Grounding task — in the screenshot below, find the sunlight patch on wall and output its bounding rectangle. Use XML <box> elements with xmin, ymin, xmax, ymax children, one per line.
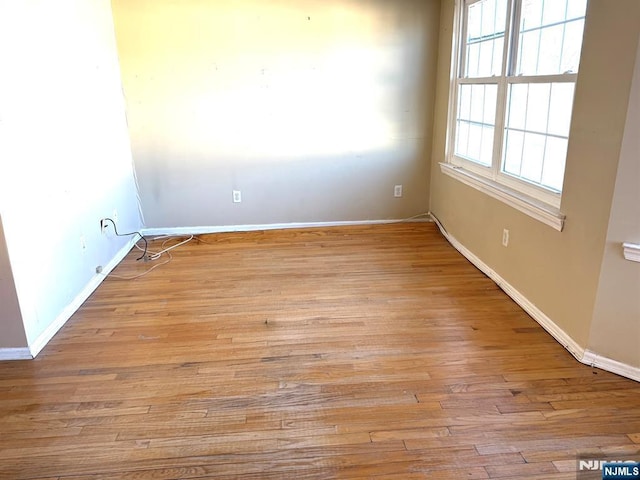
<box><xmin>114</xmin><ymin>0</ymin><xmax>427</xmax><ymax>163</ymax></box>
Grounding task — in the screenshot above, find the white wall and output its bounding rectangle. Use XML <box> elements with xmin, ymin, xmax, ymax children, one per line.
<box><xmin>0</xmin><ymin>0</ymin><xmax>142</xmax><ymax>350</ymax></box>
<box><xmin>589</xmin><ymin>34</ymin><xmax>640</xmax><ymax>369</ymax></box>
<box><xmin>111</xmin><ymin>0</ymin><xmax>440</xmax><ymax>229</ymax></box>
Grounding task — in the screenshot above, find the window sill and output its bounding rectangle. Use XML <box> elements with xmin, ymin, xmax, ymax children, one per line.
<box><xmin>623</xmin><ymin>243</ymin><xmax>640</xmax><ymax>263</ymax></box>
<box><xmin>439</xmin><ymin>163</ymin><xmax>566</xmax><ymax>232</ymax></box>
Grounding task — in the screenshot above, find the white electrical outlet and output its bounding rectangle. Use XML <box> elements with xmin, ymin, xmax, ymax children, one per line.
<box><xmin>80</xmin><ymin>235</ymin><xmax>87</xmax><ymax>252</ymax></box>
<box><xmin>233</xmin><ymin>190</ymin><xmax>242</xmax><ymax>203</ymax></box>
<box><xmin>394</xmin><ymin>185</ymin><xmax>403</xmax><ymax>198</ymax></box>
<box><xmin>502</xmin><ymin>229</ymin><xmax>509</xmax><ymax>247</ymax></box>
<box><xmin>112</xmin><ymin>209</ymin><xmax>118</xmax><ymax>223</ymax></box>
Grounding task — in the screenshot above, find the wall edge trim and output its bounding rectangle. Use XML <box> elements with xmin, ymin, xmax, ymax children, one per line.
<box><xmin>27</xmin><ymin>237</ymin><xmax>137</xmax><ymax>358</ymax></box>
<box><xmin>0</xmin><ymin>347</ymin><xmax>33</xmax><ymax>361</ymax></box>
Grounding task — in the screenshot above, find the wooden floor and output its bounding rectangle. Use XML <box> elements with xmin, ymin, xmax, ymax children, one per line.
<box><xmin>1</xmin><ymin>222</ymin><xmax>639</xmax><ymax>479</ymax></box>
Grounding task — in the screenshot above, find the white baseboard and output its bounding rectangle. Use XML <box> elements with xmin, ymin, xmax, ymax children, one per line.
<box><xmin>430</xmin><ymin>212</ymin><xmax>640</xmax><ymax>382</ymax></box>
<box><xmin>141</xmin><ymin>217</ymin><xmax>432</xmax><ymax>237</ymax></box>
<box><xmin>429</xmin><ymin>213</ymin><xmax>586</xmax><ymax>362</ymax></box>
<box><xmin>582</xmin><ymin>350</ymin><xmax>640</xmax><ymax>382</ymax></box>
<box><xmin>27</xmin><ymin>237</ymin><xmax>137</xmax><ymax>358</ymax></box>
<box><xmin>0</xmin><ymin>347</ymin><xmax>32</xmax><ymax>361</ymax></box>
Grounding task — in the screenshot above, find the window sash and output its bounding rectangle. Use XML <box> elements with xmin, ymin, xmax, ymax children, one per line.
<box><xmin>459</xmin><ymin>0</ymin><xmax>510</xmax><ymax>79</ymax></box>
<box><xmin>449</xmin><ymin>0</ymin><xmax>581</xmax><ymax>208</ymax></box>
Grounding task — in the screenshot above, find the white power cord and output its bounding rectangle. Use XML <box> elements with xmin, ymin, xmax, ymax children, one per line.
<box><xmin>107</xmin><ymin>217</ymin><xmax>429</xmax><ymax>280</ymax></box>
<box><xmin>107</xmin><ymin>235</ymin><xmax>193</xmax><ymax>280</ymax></box>
<box><xmin>107</xmin><ymin>253</ymin><xmax>173</xmax><ymax>280</ymax></box>
<box><xmin>134</xmin><ymin>235</ymin><xmax>194</xmax><ymax>260</ymax></box>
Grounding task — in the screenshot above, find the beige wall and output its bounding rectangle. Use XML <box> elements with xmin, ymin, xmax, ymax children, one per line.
<box><xmin>0</xmin><ymin>216</ymin><xmax>27</xmax><ymax>349</ymax></box>
<box><xmin>111</xmin><ymin>0</ymin><xmax>440</xmax><ymax>228</ymax></box>
<box><xmin>430</xmin><ymin>0</ymin><xmax>640</xmax><ymax>353</ymax></box>
<box><xmin>589</xmin><ymin>35</ymin><xmax>640</xmax><ymax>369</ymax></box>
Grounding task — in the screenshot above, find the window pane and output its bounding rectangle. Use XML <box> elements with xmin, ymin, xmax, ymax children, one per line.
<box><xmin>478</xmin><ymin>41</ymin><xmax>494</xmax><ymax>77</ymax></box>
<box><xmin>518</xmin><ymin>30</ymin><xmax>539</xmax><ymax>75</ymax></box>
<box><xmin>538</xmin><ymin>24</ymin><xmax>564</xmax><ymax>74</ymax></box>
<box><xmin>547</xmin><ymin>83</ymin><xmax>575</xmax><ymax>136</ymax></box>
<box><xmin>492</xmin><ymin>37</ymin><xmax>504</xmax><ymax>75</ymax></box>
<box><xmin>455</xmin><ymin>83</ymin><xmax>497</xmax><ymax>166</ymax></box>
<box><xmin>481</xmin><ymin>126</ymin><xmax>494</xmax><ymax>165</ymax></box>
<box><xmin>503</xmin><ymin>130</ymin><xmax>524</xmax><ymax>175</ymax></box>
<box><xmin>456</xmin><ymin>121</ymin><xmax>470</xmax><ymax>157</ymax></box>
<box><xmin>462</xmin><ymin>84</ymin><xmax>497</xmax><ymax>126</ymax></box>
<box><xmin>470</xmin><ymin>85</ymin><xmax>484</xmax><ymax>120</ymax></box>
<box><xmin>542</xmin><ymin>0</ymin><xmax>567</xmax><ymax>26</ymax></box>
<box><xmin>495</xmin><ymin>0</ymin><xmax>508</xmax><ymax>33</ymax></box>
<box><xmin>502</xmin><ymin>82</ymin><xmax>571</xmax><ymax>191</ymax></box>
<box><xmin>561</xmin><ymin>19</ymin><xmax>585</xmax><ymax>73</ymax></box>
<box><xmin>541</xmin><ymin>137</ymin><xmax>568</xmax><ymax>191</ymax></box>
<box><xmin>463</xmin><ymin>0</ymin><xmax>505</xmax><ymax>78</ymax></box>
<box><xmin>521</xmin><ymin>0</ymin><xmax>543</xmax><ymax>31</ymax></box>
<box><xmin>521</xmin><ymin>132</ymin><xmax>545</xmax><ymax>183</ymax></box>
<box><xmin>468</xmin><ymin>124</ymin><xmax>483</xmax><ymax>162</ymax></box>
<box><xmin>481</xmin><ymin>0</ymin><xmax>496</xmax><ymax>37</ymax></box>
<box><xmin>525</xmin><ymin>83</ymin><xmax>550</xmax><ymax>133</ymax></box>
<box><xmin>506</xmin><ymin>84</ymin><xmax>527</xmax><ymax>130</ymax></box>
<box><xmin>459</xmin><ymin>85</ymin><xmax>471</xmax><ymax>120</ymax></box>
<box><xmin>468</xmin><ymin>1</ymin><xmax>482</xmax><ymax>40</ymax></box>
<box><xmin>517</xmin><ymin>0</ymin><xmax>586</xmax><ymax>76</ymax></box>
<box><xmin>566</xmin><ymin>0</ymin><xmax>587</xmax><ymax>20</ymax></box>
<box><xmin>459</xmin><ymin>84</ymin><xmax>494</xmax><ymax>125</ymax></box>
<box><xmin>466</xmin><ymin>43</ymin><xmax>480</xmax><ymax>77</ymax></box>
<box><xmin>483</xmin><ymin>85</ymin><xmax>497</xmax><ymax>124</ymax></box>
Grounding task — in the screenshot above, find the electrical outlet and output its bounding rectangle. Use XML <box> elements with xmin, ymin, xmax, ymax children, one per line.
<box><xmin>394</xmin><ymin>185</ymin><xmax>403</xmax><ymax>198</ymax></box>
<box><xmin>502</xmin><ymin>228</ymin><xmax>509</xmax><ymax>247</ymax></box>
<box><xmin>100</xmin><ymin>219</ymin><xmax>108</xmax><ymax>234</ymax></box>
<box><xmin>112</xmin><ymin>209</ymin><xmax>118</xmax><ymax>223</ymax></box>
<box><xmin>233</xmin><ymin>190</ymin><xmax>242</xmax><ymax>203</ymax></box>
<box><xmin>80</xmin><ymin>235</ymin><xmax>87</xmax><ymax>252</ymax></box>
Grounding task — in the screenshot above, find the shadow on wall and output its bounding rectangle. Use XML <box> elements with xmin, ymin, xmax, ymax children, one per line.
<box><xmin>112</xmin><ymin>0</ymin><xmax>440</xmax><ymax>227</ymax></box>
<box><xmin>134</xmin><ymin>145</ymin><xmax>424</xmax><ymax>228</ymax></box>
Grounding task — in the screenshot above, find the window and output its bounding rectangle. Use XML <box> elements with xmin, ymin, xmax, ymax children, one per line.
<box><xmin>443</xmin><ymin>0</ymin><xmax>587</xmax><ymax>227</ymax></box>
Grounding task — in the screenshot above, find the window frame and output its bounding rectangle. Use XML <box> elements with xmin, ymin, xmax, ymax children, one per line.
<box><xmin>444</xmin><ymin>0</ymin><xmax>584</xmax><ymax>223</ymax></box>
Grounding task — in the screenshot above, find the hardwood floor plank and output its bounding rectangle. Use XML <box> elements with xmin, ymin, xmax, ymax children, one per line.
<box><xmin>369</xmin><ymin>426</ymin><xmax>451</xmax><ymax>442</ymax></box>
<box><xmin>0</xmin><ymin>223</ymin><xmax>638</xmax><ymax>479</ymax></box>
<box><xmin>485</xmin><ymin>461</ymin><xmax>559</xmax><ymax>478</ymax></box>
<box><xmin>475</xmin><ymin>434</ymin><xmax>635</xmax><ymax>455</ymax></box>
<box><xmin>488</xmin><ymin>473</ymin><xmax>577</xmax><ymax>480</ymax></box>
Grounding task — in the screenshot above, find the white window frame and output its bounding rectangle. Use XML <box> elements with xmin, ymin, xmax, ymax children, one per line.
<box><xmin>441</xmin><ymin>0</ymin><xmax>585</xmax><ymax>231</ymax></box>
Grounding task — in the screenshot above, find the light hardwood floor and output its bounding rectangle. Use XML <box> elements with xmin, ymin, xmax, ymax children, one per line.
<box><xmin>1</xmin><ymin>222</ymin><xmax>639</xmax><ymax>479</ymax></box>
